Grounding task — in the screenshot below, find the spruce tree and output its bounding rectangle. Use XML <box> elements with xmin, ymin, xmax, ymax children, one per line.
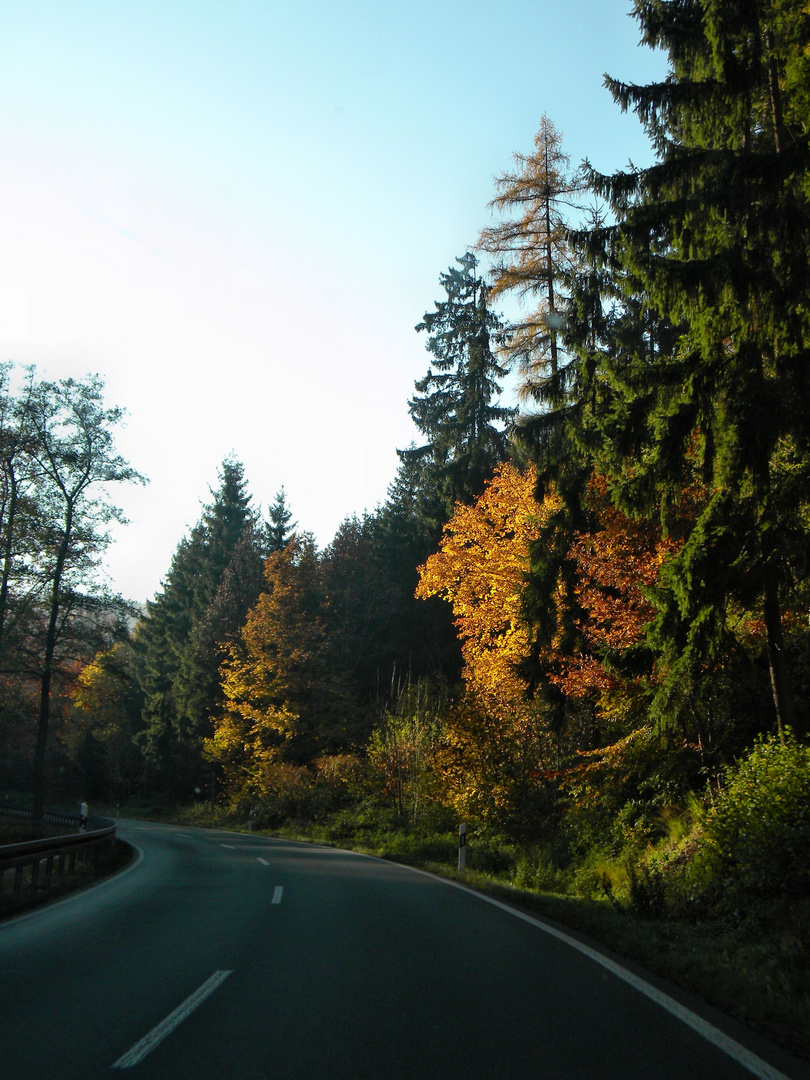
<box><xmin>399</xmin><ymin>252</ymin><xmax>514</xmax><ymax>529</ymax></box>
<box><xmin>267</xmin><ymin>486</ymin><xmax>296</xmax><ymax>552</ymax></box>
<box><xmin>585</xmin><ymin>0</ymin><xmax>810</xmax><ymax>733</ymax></box>
<box><xmin>136</xmin><ymin>456</ymin><xmax>256</xmax><ymax>792</ymax></box>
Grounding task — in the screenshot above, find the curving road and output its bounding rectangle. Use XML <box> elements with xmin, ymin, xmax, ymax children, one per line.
<box><xmin>0</xmin><ymin>820</ymin><xmax>806</xmax><ymax>1080</ymax></box>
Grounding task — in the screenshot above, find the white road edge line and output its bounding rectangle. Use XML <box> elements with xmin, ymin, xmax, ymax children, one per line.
<box><xmin>257</xmin><ymin>857</ymin><xmax>270</xmax><ymax>866</ymax></box>
<box><xmin>111</xmin><ymin>970</ymin><xmax>232</xmax><ymax>1069</ymax></box>
<box><xmin>272</xmin><ymin>885</ymin><xmax>283</xmax><ymax>905</ymax></box>
<box><xmin>387</xmin><ymin>859</ymin><xmax>793</xmax><ymax>1080</ymax></box>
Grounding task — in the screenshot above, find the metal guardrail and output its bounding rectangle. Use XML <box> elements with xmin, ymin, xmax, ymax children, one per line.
<box><xmin>0</xmin><ymin>805</ymin><xmax>84</xmax><ymax>831</ymax></box>
<box><xmin>0</xmin><ymin>809</ymin><xmax>117</xmax><ymax>901</ymax></box>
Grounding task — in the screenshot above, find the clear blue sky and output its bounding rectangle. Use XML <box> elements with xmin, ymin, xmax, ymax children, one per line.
<box><xmin>0</xmin><ymin>1</ymin><xmax>666</xmax><ymax>602</ymax></box>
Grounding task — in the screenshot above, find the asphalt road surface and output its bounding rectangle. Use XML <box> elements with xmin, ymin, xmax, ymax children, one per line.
<box><xmin>0</xmin><ymin>820</ymin><xmax>807</xmax><ymax>1080</ymax></box>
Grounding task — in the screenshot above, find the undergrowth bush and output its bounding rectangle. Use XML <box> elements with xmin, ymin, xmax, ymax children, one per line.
<box><xmin>513</xmin><ymin>852</ymin><xmax>571</xmax><ymax>894</ymax></box>
<box><xmin>699</xmin><ymin>730</ymin><xmax>810</xmax><ymax>903</ymax></box>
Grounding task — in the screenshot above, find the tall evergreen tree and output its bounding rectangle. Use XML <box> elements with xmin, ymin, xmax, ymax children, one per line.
<box><xmin>399</xmin><ymin>252</ymin><xmax>513</xmax><ymax>529</ymax></box>
<box><xmin>136</xmin><ymin>456</ymin><xmax>255</xmax><ymax>792</ymax></box>
<box><xmin>267</xmin><ymin>486</ymin><xmax>296</xmax><ymax>552</ymax></box>
<box><xmin>585</xmin><ymin>0</ymin><xmax>810</xmax><ymax>733</ymax></box>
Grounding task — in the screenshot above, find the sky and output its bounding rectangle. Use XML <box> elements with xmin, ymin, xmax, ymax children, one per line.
<box><xmin>0</xmin><ymin>1</ymin><xmax>667</xmax><ymax>604</ymax></box>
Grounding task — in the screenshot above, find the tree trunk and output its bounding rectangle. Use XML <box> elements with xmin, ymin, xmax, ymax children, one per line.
<box><xmin>763</xmin><ymin>566</ymin><xmax>794</xmax><ymax>738</ymax></box>
<box><xmin>763</xmin><ymin>24</ymin><xmax>785</xmax><ymax>155</ymax></box>
<box><xmin>32</xmin><ymin>664</ymin><xmax>52</xmax><ymax>829</ymax></box>
<box><xmin>544</xmin><ymin>137</ymin><xmax>558</xmax><ymax>380</ymax></box>
<box><xmin>0</xmin><ymin>458</ymin><xmax>19</xmax><ymax>652</ymax></box>
<box><xmin>32</xmin><ymin>512</ymin><xmax>72</xmax><ymax>828</ymax></box>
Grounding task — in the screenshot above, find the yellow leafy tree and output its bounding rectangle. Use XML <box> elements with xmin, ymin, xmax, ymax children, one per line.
<box><xmin>65</xmin><ymin>643</ymin><xmax>144</xmax><ymax>802</ymax></box>
<box><xmin>416</xmin><ymin>463</ymin><xmax>564</xmax><ymax>826</ymax></box>
<box><xmin>417</xmin><ymin>462</ymin><xmax>558</xmax><ymax>702</ymax></box>
<box><xmin>205</xmin><ymin>535</ymin><xmax>346</xmax><ymax>806</ymax></box>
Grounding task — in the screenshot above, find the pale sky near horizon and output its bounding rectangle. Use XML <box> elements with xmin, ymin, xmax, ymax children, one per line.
<box><xmin>0</xmin><ymin>1</ymin><xmax>667</xmax><ymax>604</ymax></box>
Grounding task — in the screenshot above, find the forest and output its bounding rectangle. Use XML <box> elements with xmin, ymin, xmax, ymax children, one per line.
<box><xmin>3</xmin><ymin>0</ymin><xmax>810</xmax><ymax>1032</ymax></box>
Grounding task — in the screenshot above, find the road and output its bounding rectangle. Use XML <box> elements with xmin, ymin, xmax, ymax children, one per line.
<box><xmin>0</xmin><ymin>820</ymin><xmax>806</xmax><ymax>1080</ymax></box>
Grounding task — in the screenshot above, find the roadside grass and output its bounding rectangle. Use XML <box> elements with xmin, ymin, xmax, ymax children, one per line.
<box><xmin>123</xmin><ymin>799</ymin><xmax>810</xmax><ymax>1060</ymax></box>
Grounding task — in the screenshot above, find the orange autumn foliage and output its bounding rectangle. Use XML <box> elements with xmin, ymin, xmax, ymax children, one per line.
<box><xmin>553</xmin><ymin>475</ymin><xmax>680</xmax><ymax>721</ymax></box>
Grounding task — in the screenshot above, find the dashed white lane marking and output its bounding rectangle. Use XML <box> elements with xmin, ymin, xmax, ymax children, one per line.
<box><xmin>220</xmin><ymin>844</ymin><xmax>235</xmax><ymax>849</ymax></box>
<box><xmin>257</xmin><ymin>857</ymin><xmax>270</xmax><ymax>866</ymax></box>
<box><xmin>112</xmin><ymin>970</ymin><xmax>232</xmax><ymax>1069</ymax></box>
<box><xmin>272</xmin><ymin>886</ymin><xmax>283</xmax><ymax>905</ymax></box>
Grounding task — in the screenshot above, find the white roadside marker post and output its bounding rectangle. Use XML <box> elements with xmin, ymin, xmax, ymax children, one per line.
<box><xmin>458</xmin><ymin>822</ymin><xmax>466</xmax><ymax>872</ymax></box>
<box><xmin>79</xmin><ymin>801</ymin><xmax>88</xmax><ymax>832</ymax></box>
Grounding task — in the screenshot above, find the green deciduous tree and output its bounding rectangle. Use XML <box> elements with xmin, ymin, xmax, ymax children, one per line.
<box><xmin>15</xmin><ymin>372</ymin><xmax>144</xmax><ymax>820</ymax></box>
<box><xmin>0</xmin><ymin>365</ymin><xmax>41</xmax><ymax>663</ymax></box>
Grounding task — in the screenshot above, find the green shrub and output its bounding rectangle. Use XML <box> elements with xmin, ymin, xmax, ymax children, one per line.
<box><xmin>701</xmin><ymin>731</ymin><xmax>810</xmax><ymax>901</ymax></box>
<box><xmin>512</xmin><ymin>853</ymin><xmax>571</xmax><ymax>894</ymax></box>
<box><xmin>625</xmin><ymin>861</ymin><xmax>667</xmax><ymax>918</ymax></box>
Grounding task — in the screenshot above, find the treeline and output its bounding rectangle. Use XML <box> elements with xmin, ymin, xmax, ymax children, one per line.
<box><xmin>9</xmin><ymin>3</ymin><xmax>810</xmax><ymax>924</ymax></box>
<box><xmin>44</xmin><ymin>248</ymin><xmax>510</xmax><ymax>809</ymax></box>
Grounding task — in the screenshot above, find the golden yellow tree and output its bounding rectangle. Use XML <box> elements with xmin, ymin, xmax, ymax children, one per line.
<box><xmin>417</xmin><ymin>462</ymin><xmax>555</xmax><ymax>699</ymax></box>
<box><xmin>205</xmin><ymin>535</ymin><xmax>349</xmax><ymax>805</ymax></box>
<box><xmin>416</xmin><ymin>463</ymin><xmax>563</xmax><ymax>826</ymax></box>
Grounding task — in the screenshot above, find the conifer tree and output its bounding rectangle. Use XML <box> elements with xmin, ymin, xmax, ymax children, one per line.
<box><xmin>478</xmin><ymin>114</ymin><xmax>583</xmax><ymax>404</ymax></box>
<box><xmin>586</xmin><ymin>0</ymin><xmax>810</xmax><ymax>733</ymax></box>
<box><xmin>267</xmin><ymin>486</ymin><xmax>295</xmax><ymax>552</ymax></box>
<box><xmin>399</xmin><ymin>252</ymin><xmax>513</xmax><ymax>528</ymax></box>
<box><xmin>136</xmin><ymin>457</ymin><xmax>255</xmax><ymax>791</ymax></box>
